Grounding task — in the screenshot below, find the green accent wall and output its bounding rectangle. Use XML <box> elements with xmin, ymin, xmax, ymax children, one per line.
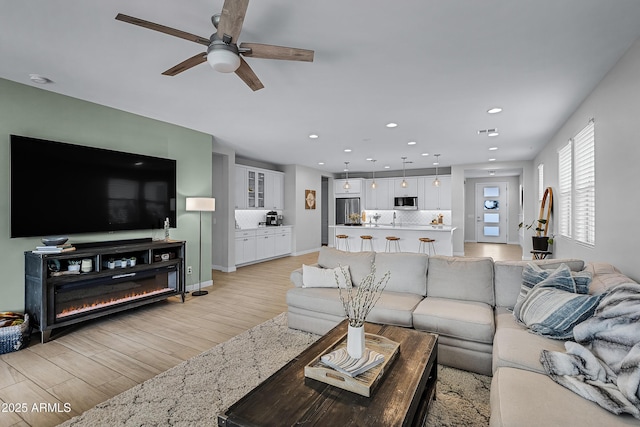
<box><xmin>0</xmin><ymin>78</ymin><xmax>213</xmax><ymax>311</ymax></box>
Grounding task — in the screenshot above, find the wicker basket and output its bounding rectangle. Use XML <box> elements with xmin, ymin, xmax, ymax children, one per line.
<box><xmin>0</xmin><ymin>313</ymin><xmax>31</xmax><ymax>354</ymax></box>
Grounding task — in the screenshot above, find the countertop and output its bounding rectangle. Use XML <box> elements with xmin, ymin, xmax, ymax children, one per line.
<box><xmin>330</xmin><ymin>224</ymin><xmax>455</xmax><ymax>232</ymax></box>
<box><xmin>236</xmin><ymin>225</ymin><xmax>293</xmax><ymax>231</ymax></box>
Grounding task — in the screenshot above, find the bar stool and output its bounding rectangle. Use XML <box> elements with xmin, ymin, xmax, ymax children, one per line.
<box><xmin>385</xmin><ymin>236</ymin><xmax>401</xmax><ymax>252</ymax></box>
<box><xmin>360</xmin><ymin>235</ymin><xmax>374</xmax><ymax>252</ymax></box>
<box><xmin>335</xmin><ymin>234</ymin><xmax>350</xmax><ymax>251</ymax></box>
<box><xmin>418</xmin><ymin>237</ymin><xmax>436</xmax><ymax>255</ymax></box>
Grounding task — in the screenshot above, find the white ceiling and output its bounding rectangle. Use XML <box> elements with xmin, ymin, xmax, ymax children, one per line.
<box><xmin>2</xmin><ymin>1</ymin><xmax>640</xmax><ymax>175</ymax></box>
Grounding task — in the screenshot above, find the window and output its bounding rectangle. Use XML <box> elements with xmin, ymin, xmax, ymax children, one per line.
<box><xmin>558</xmin><ymin>120</ymin><xmax>595</xmax><ymax>244</ymax></box>
<box><xmin>537</xmin><ymin>164</ymin><xmax>544</xmax><ymax>201</ymax></box>
<box><xmin>558</xmin><ymin>143</ymin><xmax>572</xmax><ymax>237</ymax></box>
<box><xmin>574</xmin><ymin>121</ymin><xmax>595</xmax><ymax>245</ymax></box>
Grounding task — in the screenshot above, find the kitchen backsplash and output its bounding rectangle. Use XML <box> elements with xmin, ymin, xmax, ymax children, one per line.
<box><xmin>235</xmin><ymin>209</ymin><xmax>281</xmax><ymax>229</ymax></box>
<box><xmin>362</xmin><ymin>210</ymin><xmax>451</xmax><ymax>226</ymax></box>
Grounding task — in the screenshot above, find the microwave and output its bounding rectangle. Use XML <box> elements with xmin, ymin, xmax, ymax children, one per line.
<box><xmin>394</xmin><ymin>196</ymin><xmax>418</xmax><ymax>210</ymax></box>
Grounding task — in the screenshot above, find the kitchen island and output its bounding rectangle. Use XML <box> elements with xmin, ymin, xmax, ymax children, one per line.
<box><xmin>329</xmin><ymin>224</ymin><xmax>456</xmax><ymax>255</ymax></box>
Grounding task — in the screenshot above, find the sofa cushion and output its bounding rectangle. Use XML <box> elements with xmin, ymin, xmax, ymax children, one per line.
<box><xmin>317</xmin><ymin>247</ymin><xmax>375</xmax><ymax>287</ymax></box>
<box><xmin>426</xmin><ymin>256</ymin><xmax>495</xmax><ymax>305</ymax></box>
<box><xmin>494</xmin><ymin>259</ymin><xmax>585</xmax><ymax>309</ymax></box>
<box><xmin>490</xmin><ymin>367</ymin><xmax>640</xmax><ymax>427</ymax></box>
<box><xmin>513</xmin><ymin>264</ymin><xmax>604</xmax><ymax>340</ymax></box>
<box><xmin>302</xmin><ymin>264</ymin><xmax>351</xmax><ymax>288</ymax></box>
<box><xmin>286</xmin><ymin>288</ymin><xmax>421</xmax><ymax>328</ymax></box>
<box><xmin>373</xmin><ymin>252</ymin><xmax>428</xmax><ymax>296</ymax></box>
<box><xmin>413</xmin><ymin>297</ymin><xmax>495</xmax><ymax>344</ymax></box>
<box><xmin>584</xmin><ymin>262</ymin><xmax>638</xmax><ymax>295</ymax></box>
<box><xmin>492</xmin><ymin>318</ymin><xmax>566</xmax><ymax>374</ymax></box>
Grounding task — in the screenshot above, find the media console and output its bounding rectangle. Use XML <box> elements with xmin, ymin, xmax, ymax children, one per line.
<box><xmin>25</xmin><ymin>239</ymin><xmax>186</xmax><ymax>343</ymax></box>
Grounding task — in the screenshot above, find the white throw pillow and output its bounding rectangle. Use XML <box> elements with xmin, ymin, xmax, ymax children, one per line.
<box><xmin>302</xmin><ymin>264</ymin><xmax>351</xmax><ymax>288</ymax></box>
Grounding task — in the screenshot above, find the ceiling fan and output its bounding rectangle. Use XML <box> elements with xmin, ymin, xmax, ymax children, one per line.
<box><xmin>115</xmin><ymin>0</ymin><xmax>314</xmax><ymax>91</ymax></box>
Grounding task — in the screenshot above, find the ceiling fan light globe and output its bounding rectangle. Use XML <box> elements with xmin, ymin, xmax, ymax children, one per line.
<box><xmin>207</xmin><ymin>49</ymin><xmax>241</xmax><ymax>73</ymax></box>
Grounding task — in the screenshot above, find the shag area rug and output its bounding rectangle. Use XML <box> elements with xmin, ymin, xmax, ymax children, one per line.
<box><xmin>59</xmin><ymin>313</ymin><xmax>490</xmax><ymax>426</ymax></box>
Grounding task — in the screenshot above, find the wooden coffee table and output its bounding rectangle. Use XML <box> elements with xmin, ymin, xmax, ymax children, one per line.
<box><xmin>218</xmin><ymin>320</ymin><xmax>438</xmax><ymax>427</ymax></box>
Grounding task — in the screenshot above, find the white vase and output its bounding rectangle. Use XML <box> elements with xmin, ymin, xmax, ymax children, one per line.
<box><xmin>347</xmin><ymin>325</ymin><xmax>365</xmax><ymax>359</ymax></box>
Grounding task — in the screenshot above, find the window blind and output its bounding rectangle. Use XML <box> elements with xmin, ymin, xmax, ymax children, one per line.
<box><xmin>573</xmin><ymin>121</ymin><xmax>595</xmax><ymax>245</ymax></box>
<box><xmin>558</xmin><ymin>142</ymin><xmax>572</xmax><ymax>237</ymax></box>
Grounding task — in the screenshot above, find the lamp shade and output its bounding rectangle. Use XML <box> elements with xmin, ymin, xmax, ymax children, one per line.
<box><xmin>207</xmin><ymin>49</ymin><xmax>241</xmax><ymax>73</ymax></box>
<box><xmin>186</xmin><ymin>197</ymin><xmax>216</xmax><ymax>212</ymax></box>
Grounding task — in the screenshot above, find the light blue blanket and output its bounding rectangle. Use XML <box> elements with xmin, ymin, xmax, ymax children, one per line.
<box><xmin>540</xmin><ymin>283</ymin><xmax>640</xmax><ymax>419</ymax></box>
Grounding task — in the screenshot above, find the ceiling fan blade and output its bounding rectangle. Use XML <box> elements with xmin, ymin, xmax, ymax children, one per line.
<box><xmin>235</xmin><ymin>57</ymin><xmax>264</xmax><ymax>91</ymax></box>
<box><xmin>217</xmin><ymin>0</ymin><xmax>249</xmax><ymax>43</ymax></box>
<box><xmin>115</xmin><ymin>13</ymin><xmax>210</xmax><ymax>46</ymax></box>
<box><xmin>239</xmin><ymin>43</ymin><xmax>314</xmax><ymax>62</ymax></box>
<box><xmin>162</xmin><ymin>52</ymin><xmax>208</xmax><ymax>76</ymax></box>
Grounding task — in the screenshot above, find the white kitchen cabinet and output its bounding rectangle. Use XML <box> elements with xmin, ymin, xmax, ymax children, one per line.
<box><xmin>274</xmin><ymin>228</ymin><xmax>292</xmax><ymax>256</ymax></box>
<box><xmin>255</xmin><ymin>228</ymin><xmax>276</xmax><ymax>260</ymax></box>
<box><xmin>235</xmin><ymin>166</ymin><xmax>248</xmax><ymax>209</ymax></box>
<box><xmin>235</xmin><ymin>230</ymin><xmax>256</xmax><ymax>265</ymax></box>
<box><xmin>437</xmin><ymin>175</ymin><xmax>452</xmax><ymax>210</ymax></box>
<box><xmin>236</xmin><ymin>165</ymin><xmax>284</xmax><ymax>210</ymax></box>
<box><xmin>423</xmin><ymin>175</ymin><xmax>452</xmax><ymax>210</ymax></box>
<box><xmin>364</xmin><ymin>179</ymin><xmax>392</xmax><ymax>210</ymax></box>
<box><xmin>265</xmin><ymin>171</ymin><xmax>285</xmax><ymax>210</ymax></box>
<box><xmin>334</xmin><ymin>178</ymin><xmax>362</xmax><ymax>195</ymax></box>
<box><xmin>393</xmin><ymin>178</ymin><xmax>418</xmax><ymax>198</ymax></box>
<box><xmin>235</xmin><ymin>227</ymin><xmax>292</xmax><ymax>265</ymax></box>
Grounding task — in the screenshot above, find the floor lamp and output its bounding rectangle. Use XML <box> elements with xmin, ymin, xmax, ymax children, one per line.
<box><xmin>186</xmin><ymin>197</ymin><xmax>216</xmax><ymax>297</ymax></box>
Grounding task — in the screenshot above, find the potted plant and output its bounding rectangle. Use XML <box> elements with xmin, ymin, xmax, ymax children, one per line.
<box><xmin>107</xmin><ymin>258</ymin><xmax>116</xmax><ymax>269</ymax></box>
<box><xmin>129</xmin><ymin>256</ymin><xmax>137</xmax><ymax>267</ymax></box>
<box><xmin>120</xmin><ymin>257</ymin><xmax>128</xmax><ymax>268</ymax></box>
<box><xmin>519</xmin><ymin>218</ymin><xmax>553</xmax><ymax>251</ymax></box>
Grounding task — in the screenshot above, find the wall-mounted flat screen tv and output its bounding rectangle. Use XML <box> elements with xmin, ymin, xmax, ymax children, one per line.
<box><xmin>10</xmin><ymin>135</ymin><xmax>177</xmax><ymax>238</ymax></box>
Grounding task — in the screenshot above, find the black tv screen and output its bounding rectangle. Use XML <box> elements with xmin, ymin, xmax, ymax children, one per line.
<box><xmin>10</xmin><ymin>135</ymin><xmax>177</xmax><ymax>238</ymax></box>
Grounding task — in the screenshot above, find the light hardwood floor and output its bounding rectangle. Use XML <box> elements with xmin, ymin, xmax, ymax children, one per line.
<box><xmin>0</xmin><ymin>243</ymin><xmax>521</xmax><ymax>427</ymax></box>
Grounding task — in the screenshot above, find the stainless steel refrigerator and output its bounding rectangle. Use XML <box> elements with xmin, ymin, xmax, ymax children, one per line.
<box><xmin>335</xmin><ymin>197</ymin><xmax>361</xmax><ymax>225</ymax></box>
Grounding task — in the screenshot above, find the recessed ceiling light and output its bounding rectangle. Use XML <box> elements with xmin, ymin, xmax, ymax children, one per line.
<box><xmin>421</xmin><ymin>152</ymin><xmax>429</xmax><ymax>156</ymax></box>
<box><xmin>488</xmin><ymin>130</ymin><xmax>499</xmax><ymax>137</ymax></box>
<box><xmin>433</xmin><ymin>161</ymin><xmax>439</xmax><ymax>166</ymax></box>
<box><xmin>489</xmin><ymin>158</ymin><xmax>496</xmax><ymax>162</ymax></box>
<box><xmin>344</xmin><ymin>148</ymin><xmax>352</xmax><ymax>153</ymax></box>
<box><xmin>487</xmin><ymin>107</ymin><xmax>502</xmax><ymax>114</ymax></box>
<box><xmin>384</xmin><ymin>165</ymin><xmax>390</xmax><ymax>169</ymax></box>
<box><xmin>489</xmin><ymin>171</ymin><xmax>496</xmax><ymax>176</ymax></box>
<box><xmin>29</xmin><ymin>74</ymin><xmax>52</xmax><ymax>84</ymax></box>
<box><xmin>318</xmin><ymin>162</ymin><xmax>325</xmax><ymax>165</ymax></box>
<box><xmin>489</xmin><ymin>147</ymin><xmax>498</xmax><ymax>151</ymax></box>
<box><xmin>365</xmin><ymin>157</ymin><xmax>373</xmax><ymax>161</ymax></box>
<box><xmin>408</xmin><ymin>141</ymin><xmax>417</xmax><ymax>145</ymax></box>
<box><xmin>386</xmin><ymin>122</ymin><xmax>398</xmax><ymax>128</ymax></box>
<box><xmin>309</xmin><ymin>134</ymin><xmax>319</xmax><ymax>139</ymax></box>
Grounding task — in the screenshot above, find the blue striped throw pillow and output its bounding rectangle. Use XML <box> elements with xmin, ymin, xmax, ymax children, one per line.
<box><xmin>514</xmin><ymin>264</ymin><xmax>604</xmax><ymax>339</ymax></box>
<box><xmin>516</xmin><ymin>263</ymin><xmax>591</xmax><ymax>309</ymax></box>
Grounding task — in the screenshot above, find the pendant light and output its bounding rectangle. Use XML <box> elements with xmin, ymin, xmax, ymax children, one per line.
<box><xmin>433</xmin><ymin>154</ymin><xmax>441</xmax><ymax>187</ymax></box>
<box><xmin>370</xmin><ymin>159</ymin><xmax>377</xmax><ymax>189</ymax></box>
<box><xmin>401</xmin><ymin>157</ymin><xmax>408</xmax><ymax>188</ymax></box>
<box><xmin>343</xmin><ymin>162</ymin><xmax>351</xmax><ymax>190</ymax></box>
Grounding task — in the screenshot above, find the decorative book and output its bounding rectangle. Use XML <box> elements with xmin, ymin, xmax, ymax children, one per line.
<box><xmin>320</xmin><ymin>347</ymin><xmax>384</xmax><ymax>377</ymax></box>
<box><xmin>304</xmin><ymin>332</ymin><xmax>400</xmax><ymax>397</ymax></box>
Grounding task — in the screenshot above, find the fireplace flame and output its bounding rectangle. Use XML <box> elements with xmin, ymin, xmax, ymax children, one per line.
<box><xmin>56</xmin><ymin>288</ymin><xmax>173</xmax><ymax>319</ymax></box>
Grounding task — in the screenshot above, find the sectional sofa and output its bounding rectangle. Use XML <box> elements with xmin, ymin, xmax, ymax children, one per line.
<box><xmin>287</xmin><ymin>247</ymin><xmax>640</xmax><ymax>426</ymax></box>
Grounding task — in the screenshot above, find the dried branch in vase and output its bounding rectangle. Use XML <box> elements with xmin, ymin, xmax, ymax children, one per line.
<box><xmin>335</xmin><ymin>264</ymin><xmax>391</xmax><ymax>327</ymax></box>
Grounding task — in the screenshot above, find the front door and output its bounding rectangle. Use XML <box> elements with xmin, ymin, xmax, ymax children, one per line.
<box><xmin>475</xmin><ymin>182</ymin><xmax>508</xmax><ymax>243</ymax></box>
